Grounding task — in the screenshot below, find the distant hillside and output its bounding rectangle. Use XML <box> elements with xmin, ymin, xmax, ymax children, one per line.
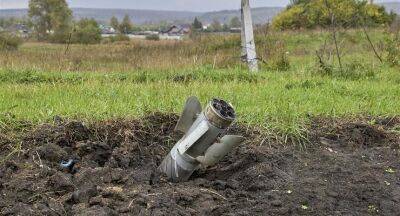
<box><xmin>0</xmin><ymin>9</ymin><xmax>28</xmax><ymax>19</ymax></box>
<box><xmin>72</xmin><ymin>8</ymin><xmax>201</xmax><ymax>24</ymax></box>
<box><xmin>0</xmin><ymin>8</ymin><xmax>201</xmax><ymax>24</ymax></box>
<box><xmin>0</xmin><ymin>7</ymin><xmax>282</xmax><ymax>25</ymax></box>
<box><xmin>0</xmin><ymin>2</ymin><xmax>397</xmax><ymax>25</ymax></box>
<box><xmin>380</xmin><ymin>2</ymin><xmax>400</xmax><ymax>14</ymax></box>
<box><xmin>200</xmin><ymin>7</ymin><xmax>283</xmax><ymax>24</ymax></box>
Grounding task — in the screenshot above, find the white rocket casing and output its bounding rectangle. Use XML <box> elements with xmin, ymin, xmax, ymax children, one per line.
<box><xmin>158</xmin><ymin>97</ymin><xmax>244</xmax><ymax>182</ymax></box>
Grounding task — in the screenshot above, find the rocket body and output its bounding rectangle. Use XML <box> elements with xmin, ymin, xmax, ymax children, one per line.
<box><xmin>159</xmin><ymin>98</ymin><xmax>243</xmax><ymax>182</ymax></box>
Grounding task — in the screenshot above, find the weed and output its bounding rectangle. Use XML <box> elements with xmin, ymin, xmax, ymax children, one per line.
<box><xmin>103</xmin><ymin>34</ymin><xmax>130</xmax><ymax>43</ymax></box>
<box><xmin>0</xmin><ymin>32</ymin><xmax>23</xmax><ymax>51</ymax></box>
<box><xmin>315</xmin><ymin>60</ymin><xmax>376</xmax><ymax>80</ymax></box>
<box><xmin>0</xmin><ymin>29</ymin><xmax>390</xmax><ymax>72</ymax></box>
<box><xmin>0</xmin><ymin>69</ymin><xmax>84</xmax><ymax>84</ymax></box>
<box><xmin>385</xmin><ymin>33</ymin><xmax>400</xmax><ymax>67</ymax></box>
<box><xmin>146</xmin><ymin>34</ymin><xmax>160</xmax><ymax>41</ymax></box>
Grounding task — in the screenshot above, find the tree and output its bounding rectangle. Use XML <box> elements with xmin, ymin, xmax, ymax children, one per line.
<box><xmin>272</xmin><ymin>0</ymin><xmax>395</xmax><ymax>30</ymax></box>
<box><xmin>110</xmin><ymin>16</ymin><xmax>119</xmax><ymax>31</ymax></box>
<box><xmin>222</xmin><ymin>23</ymin><xmax>230</xmax><ymax>32</ymax></box>
<box><xmin>192</xmin><ymin>17</ymin><xmax>203</xmax><ymax>30</ymax></box>
<box><xmin>119</xmin><ymin>15</ymin><xmax>133</xmax><ymax>34</ymax></box>
<box><xmin>72</xmin><ymin>18</ymin><xmax>102</xmax><ymax>44</ymax></box>
<box><xmin>28</xmin><ymin>0</ymin><xmax>72</xmax><ymax>42</ymax></box>
<box><xmin>229</xmin><ymin>16</ymin><xmax>241</xmax><ymax>28</ymax></box>
<box><xmin>210</xmin><ymin>19</ymin><xmax>222</xmax><ymax>32</ymax></box>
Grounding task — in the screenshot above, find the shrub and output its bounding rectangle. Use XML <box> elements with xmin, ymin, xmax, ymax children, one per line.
<box><xmin>71</xmin><ymin>18</ymin><xmax>102</xmax><ymax>44</ymax></box>
<box><xmin>269</xmin><ymin>51</ymin><xmax>290</xmax><ymax>71</ymax></box>
<box><xmin>258</xmin><ymin>35</ymin><xmax>290</xmax><ymax>71</ymax></box>
<box><xmin>272</xmin><ymin>0</ymin><xmax>395</xmax><ymax>30</ymax></box>
<box><xmin>315</xmin><ymin>60</ymin><xmax>376</xmax><ymax>80</ymax></box>
<box><xmin>272</xmin><ymin>5</ymin><xmax>306</xmax><ymax>30</ymax></box>
<box><xmin>389</xmin><ymin>17</ymin><xmax>400</xmax><ymax>33</ymax></box>
<box><xmin>49</xmin><ymin>30</ymin><xmax>71</xmax><ymax>43</ymax></box>
<box><xmin>107</xmin><ymin>34</ymin><xmax>130</xmax><ymax>43</ymax></box>
<box><xmin>145</xmin><ymin>34</ymin><xmax>160</xmax><ymax>41</ymax></box>
<box><xmin>0</xmin><ymin>32</ymin><xmax>23</xmax><ymax>51</ymax></box>
<box><xmin>385</xmin><ymin>33</ymin><xmax>400</xmax><ymax>67</ymax></box>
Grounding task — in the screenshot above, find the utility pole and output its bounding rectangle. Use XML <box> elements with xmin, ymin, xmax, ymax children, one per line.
<box><xmin>241</xmin><ymin>0</ymin><xmax>258</xmax><ymax>72</ymax></box>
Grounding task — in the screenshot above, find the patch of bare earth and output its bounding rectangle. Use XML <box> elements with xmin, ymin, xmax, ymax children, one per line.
<box><xmin>0</xmin><ymin>114</ymin><xmax>399</xmax><ymax>215</ymax></box>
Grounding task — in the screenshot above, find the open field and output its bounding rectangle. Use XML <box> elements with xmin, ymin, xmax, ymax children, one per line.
<box><xmin>1</xmin><ymin>66</ymin><xmax>400</xmax><ymax>140</ymax></box>
<box><xmin>0</xmin><ymin>29</ymin><xmax>399</xmax><ymax>215</ymax></box>
<box><xmin>0</xmin><ymin>29</ymin><xmax>399</xmax><ymax>137</ymax></box>
<box><xmin>0</xmin><ymin>29</ymin><xmax>391</xmax><ymax>71</ymax></box>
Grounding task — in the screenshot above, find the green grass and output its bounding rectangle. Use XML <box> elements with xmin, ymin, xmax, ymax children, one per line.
<box><xmin>1</xmin><ymin>65</ymin><xmax>399</xmax><ymax>141</ymax></box>
<box><xmin>0</xmin><ymin>28</ymin><xmax>399</xmax><ymax>144</ymax></box>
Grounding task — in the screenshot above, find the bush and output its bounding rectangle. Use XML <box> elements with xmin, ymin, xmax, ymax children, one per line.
<box><xmin>145</xmin><ymin>34</ymin><xmax>160</xmax><ymax>41</ymax></box>
<box><xmin>267</xmin><ymin>41</ymin><xmax>290</xmax><ymax>71</ymax></box>
<box><xmin>269</xmin><ymin>51</ymin><xmax>290</xmax><ymax>71</ymax></box>
<box><xmin>315</xmin><ymin>60</ymin><xmax>376</xmax><ymax>80</ymax></box>
<box><xmin>106</xmin><ymin>34</ymin><xmax>130</xmax><ymax>43</ymax></box>
<box><xmin>385</xmin><ymin>33</ymin><xmax>400</xmax><ymax>67</ymax></box>
<box><xmin>257</xmin><ymin>34</ymin><xmax>290</xmax><ymax>71</ymax></box>
<box><xmin>49</xmin><ymin>30</ymin><xmax>71</xmax><ymax>43</ymax></box>
<box><xmin>71</xmin><ymin>18</ymin><xmax>102</xmax><ymax>44</ymax></box>
<box><xmin>272</xmin><ymin>0</ymin><xmax>395</xmax><ymax>30</ymax></box>
<box><xmin>272</xmin><ymin>5</ymin><xmax>306</xmax><ymax>30</ymax></box>
<box><xmin>390</xmin><ymin>17</ymin><xmax>400</xmax><ymax>33</ymax></box>
<box><xmin>0</xmin><ymin>32</ymin><xmax>23</xmax><ymax>51</ymax></box>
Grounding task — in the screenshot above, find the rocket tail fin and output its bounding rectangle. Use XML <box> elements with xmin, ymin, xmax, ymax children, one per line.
<box><xmin>197</xmin><ymin>135</ymin><xmax>245</xmax><ymax>167</ymax></box>
<box><xmin>175</xmin><ymin>96</ymin><xmax>202</xmax><ymax>134</ymax></box>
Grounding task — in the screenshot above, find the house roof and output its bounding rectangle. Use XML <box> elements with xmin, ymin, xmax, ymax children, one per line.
<box><xmin>162</xmin><ymin>25</ymin><xmax>191</xmax><ymax>35</ymax></box>
<box><xmin>6</xmin><ymin>24</ymin><xmax>30</xmax><ymax>33</ymax></box>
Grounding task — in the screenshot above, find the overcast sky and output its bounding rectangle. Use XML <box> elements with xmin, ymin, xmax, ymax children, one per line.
<box><xmin>0</xmin><ymin>0</ymin><xmax>393</xmax><ymax>11</ymax></box>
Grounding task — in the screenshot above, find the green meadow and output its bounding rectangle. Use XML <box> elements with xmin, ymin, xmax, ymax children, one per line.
<box><xmin>1</xmin><ymin>29</ymin><xmax>399</xmax><ymax>141</ymax></box>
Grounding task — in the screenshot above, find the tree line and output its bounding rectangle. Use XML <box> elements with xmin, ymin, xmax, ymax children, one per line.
<box><xmin>1</xmin><ymin>0</ymin><xmax>397</xmax><ymax>46</ymax></box>
<box><xmin>191</xmin><ymin>17</ymin><xmax>242</xmax><ymax>32</ymax></box>
<box><xmin>0</xmin><ymin>0</ymin><xmax>130</xmax><ymax>44</ymax></box>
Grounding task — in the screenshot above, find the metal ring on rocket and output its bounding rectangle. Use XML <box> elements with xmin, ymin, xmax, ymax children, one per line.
<box><xmin>206</xmin><ymin>98</ymin><xmax>236</xmax><ymax>129</ymax></box>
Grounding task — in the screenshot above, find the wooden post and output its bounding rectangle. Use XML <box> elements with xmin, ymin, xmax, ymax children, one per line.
<box><xmin>241</xmin><ymin>0</ymin><xmax>258</xmax><ymax>72</ymax></box>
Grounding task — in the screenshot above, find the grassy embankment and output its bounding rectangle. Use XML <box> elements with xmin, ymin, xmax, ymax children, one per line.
<box><xmin>0</xmin><ymin>29</ymin><xmax>399</xmax><ymax>143</ymax></box>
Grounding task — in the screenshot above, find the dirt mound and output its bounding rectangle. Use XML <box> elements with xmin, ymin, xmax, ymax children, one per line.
<box><xmin>0</xmin><ymin>114</ymin><xmax>399</xmax><ymax>215</ymax></box>
<box><xmin>311</xmin><ymin>117</ymin><xmax>400</xmax><ymax>148</ymax></box>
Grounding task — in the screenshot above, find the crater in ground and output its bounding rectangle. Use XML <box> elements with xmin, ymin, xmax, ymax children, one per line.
<box><xmin>0</xmin><ymin>114</ymin><xmax>399</xmax><ymax>215</ymax></box>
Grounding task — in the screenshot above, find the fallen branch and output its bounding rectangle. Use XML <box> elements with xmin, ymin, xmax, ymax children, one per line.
<box><xmin>200</xmin><ymin>188</ymin><xmax>227</xmax><ymax>201</ymax></box>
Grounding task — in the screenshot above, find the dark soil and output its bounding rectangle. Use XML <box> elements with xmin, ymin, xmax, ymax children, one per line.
<box><xmin>0</xmin><ymin>114</ymin><xmax>399</xmax><ymax>215</ymax></box>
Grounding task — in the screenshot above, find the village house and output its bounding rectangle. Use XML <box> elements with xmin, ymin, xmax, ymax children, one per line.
<box><xmin>229</xmin><ymin>27</ymin><xmax>241</xmax><ymax>33</ymax></box>
<box><xmin>202</xmin><ymin>23</ymin><xmax>214</xmax><ymax>31</ymax></box>
<box><xmin>99</xmin><ymin>25</ymin><xmax>116</xmax><ymax>34</ymax></box>
<box><xmin>5</xmin><ymin>23</ymin><xmax>31</xmax><ymax>37</ymax></box>
<box><xmin>161</xmin><ymin>24</ymin><xmax>191</xmax><ymax>36</ymax></box>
